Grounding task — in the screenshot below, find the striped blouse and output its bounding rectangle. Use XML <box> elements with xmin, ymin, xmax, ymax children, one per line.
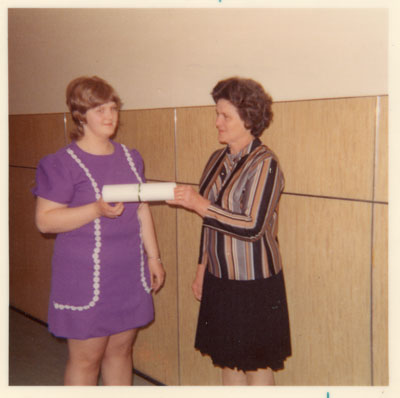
<box><xmin>198</xmin><ymin>138</ymin><xmax>285</xmax><ymax>281</ymax></box>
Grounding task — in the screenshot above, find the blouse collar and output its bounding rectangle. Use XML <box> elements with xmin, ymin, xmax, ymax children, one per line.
<box><xmin>226</xmin><ymin>138</ymin><xmax>261</xmax><ymax>163</ymax></box>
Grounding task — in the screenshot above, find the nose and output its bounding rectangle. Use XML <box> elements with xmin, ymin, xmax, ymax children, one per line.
<box><xmin>215</xmin><ymin>114</ymin><xmax>223</xmax><ymax>128</ymax></box>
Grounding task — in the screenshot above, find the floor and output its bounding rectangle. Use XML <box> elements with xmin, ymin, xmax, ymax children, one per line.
<box><xmin>8</xmin><ymin>308</ymin><xmax>157</xmax><ymax>386</ymax></box>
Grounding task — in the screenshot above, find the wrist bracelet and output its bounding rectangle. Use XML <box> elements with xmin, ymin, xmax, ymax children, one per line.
<box><xmin>148</xmin><ymin>256</ymin><xmax>161</xmax><ymax>262</ymax></box>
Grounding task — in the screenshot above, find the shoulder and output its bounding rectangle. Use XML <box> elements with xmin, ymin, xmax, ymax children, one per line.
<box><xmin>34</xmin><ymin>146</ymin><xmax>76</xmax><ymax>201</ymax></box>
<box><xmin>212</xmin><ymin>146</ymin><xmax>226</xmax><ymax>157</ymax></box>
<box><xmin>129</xmin><ymin>148</ymin><xmax>144</xmax><ymax>162</ymax></box>
<box><xmin>202</xmin><ymin>146</ymin><xmax>226</xmax><ymax>173</ymax></box>
<box><xmin>252</xmin><ymin>144</ymin><xmax>280</xmax><ymax>164</ymax></box>
<box><xmin>198</xmin><ymin>147</ymin><xmax>226</xmax><ymax>186</ymax></box>
<box><xmin>206</xmin><ymin>146</ymin><xmax>226</xmax><ymax>165</ymax></box>
<box><xmin>249</xmin><ymin>144</ymin><xmax>284</xmax><ymax>181</ymax></box>
<box><xmin>38</xmin><ymin>145</ymin><xmax>74</xmax><ymax>169</ymax></box>
<box><xmin>114</xmin><ymin>142</ymin><xmax>145</xmax><ymax>180</ymax></box>
<box><xmin>115</xmin><ymin>142</ymin><xmax>143</xmax><ymax>160</ymax></box>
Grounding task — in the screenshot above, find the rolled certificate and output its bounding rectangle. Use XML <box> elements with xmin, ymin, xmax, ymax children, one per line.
<box><xmin>102</xmin><ymin>182</ymin><xmax>176</xmax><ymax>202</ymax></box>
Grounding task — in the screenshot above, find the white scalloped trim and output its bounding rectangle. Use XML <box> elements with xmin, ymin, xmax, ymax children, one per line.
<box><xmin>121</xmin><ymin>144</ymin><xmax>151</xmax><ymax>294</ymax></box>
<box><xmin>53</xmin><ymin>145</ymin><xmax>151</xmax><ymax>312</ymax></box>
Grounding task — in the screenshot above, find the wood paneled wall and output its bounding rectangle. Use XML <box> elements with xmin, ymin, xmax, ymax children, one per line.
<box><xmin>9</xmin><ymin>96</ymin><xmax>388</xmax><ymax>385</ymax></box>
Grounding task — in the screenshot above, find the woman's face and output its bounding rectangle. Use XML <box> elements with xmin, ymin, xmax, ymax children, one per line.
<box><xmin>84</xmin><ymin>101</ymin><xmax>119</xmax><ymax>140</ymax></box>
<box><xmin>215</xmin><ymin>99</ymin><xmax>252</xmax><ymax>153</ymax></box>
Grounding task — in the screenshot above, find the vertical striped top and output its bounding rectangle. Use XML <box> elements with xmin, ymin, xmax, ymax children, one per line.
<box><xmin>198</xmin><ymin>138</ymin><xmax>285</xmax><ymax>280</ymax></box>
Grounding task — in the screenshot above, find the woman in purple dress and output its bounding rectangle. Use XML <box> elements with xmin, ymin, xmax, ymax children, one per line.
<box><xmin>34</xmin><ymin>76</ymin><xmax>165</xmax><ymax>385</ymax></box>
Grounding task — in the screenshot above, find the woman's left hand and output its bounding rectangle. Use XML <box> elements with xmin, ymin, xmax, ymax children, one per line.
<box><xmin>167</xmin><ymin>185</ymin><xmax>210</xmax><ymax>217</ymax></box>
<box><xmin>148</xmin><ymin>258</ymin><xmax>166</xmax><ymax>293</ymax></box>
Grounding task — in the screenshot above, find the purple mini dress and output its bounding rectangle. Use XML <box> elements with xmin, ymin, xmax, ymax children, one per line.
<box><xmin>33</xmin><ymin>140</ymin><xmax>154</xmax><ymax>340</ymax></box>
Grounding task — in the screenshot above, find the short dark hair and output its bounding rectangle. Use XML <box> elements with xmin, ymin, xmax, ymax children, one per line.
<box><xmin>211</xmin><ymin>77</ymin><xmax>273</xmax><ymax>137</ymax></box>
<box><xmin>66</xmin><ymin>76</ymin><xmax>122</xmax><ymax>140</ymax></box>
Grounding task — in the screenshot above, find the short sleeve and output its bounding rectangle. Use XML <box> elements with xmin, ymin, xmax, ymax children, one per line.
<box><xmin>130</xmin><ymin>148</ymin><xmax>146</xmax><ymax>183</ymax></box>
<box><xmin>32</xmin><ymin>153</ymin><xmax>74</xmax><ymax>204</ymax></box>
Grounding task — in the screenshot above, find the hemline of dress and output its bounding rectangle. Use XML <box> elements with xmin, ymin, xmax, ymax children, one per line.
<box><xmin>48</xmin><ymin>318</ymin><xmax>154</xmax><ymax>340</ymax></box>
<box><xmin>195</xmin><ymin>347</ymin><xmax>290</xmax><ymax>372</ymax></box>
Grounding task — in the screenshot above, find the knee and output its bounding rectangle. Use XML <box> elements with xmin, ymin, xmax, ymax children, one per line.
<box><xmin>103</xmin><ymin>342</ymin><xmax>133</xmax><ymax>361</ymax></box>
<box><xmin>103</xmin><ymin>330</ymin><xmax>136</xmax><ymax>361</ymax></box>
<box><xmin>69</xmin><ymin>351</ymin><xmax>104</xmax><ymax>372</ymax></box>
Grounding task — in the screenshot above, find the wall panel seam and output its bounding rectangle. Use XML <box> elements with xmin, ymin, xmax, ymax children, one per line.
<box><xmin>369</xmin><ymin>96</ymin><xmax>381</xmax><ymax>385</ymax></box>
<box><xmin>370</xmin><ymin>203</ymin><xmax>375</xmax><ymax>386</ymax></box>
<box><xmin>174</xmin><ymin>107</ymin><xmax>181</xmax><ymax>385</ymax></box>
<box><xmin>63</xmin><ymin>112</ymin><xmax>68</xmax><ymax>145</ymax></box>
<box><xmin>165</xmin><ymin>183</ymin><xmax>389</xmax><ymax>204</ymax></box>
<box><xmin>282</xmin><ymin>191</ymin><xmax>387</xmax><ymax>205</ymax></box>
<box><xmin>9</xmin><ymin>165</ymin><xmax>37</xmax><ymax>170</ymax></box>
<box><xmin>8</xmin><ymin>95</ymin><xmax>389</xmax><ymax>117</ymax></box>
<box><xmin>373</xmin><ymin>96</ymin><xmax>381</xmax><ymax>204</ymax></box>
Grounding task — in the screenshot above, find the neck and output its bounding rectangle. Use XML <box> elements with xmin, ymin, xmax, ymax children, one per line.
<box><xmin>229</xmin><ymin>136</ymin><xmax>254</xmax><ymax>155</ymax></box>
<box><xmin>76</xmin><ymin>136</ymin><xmax>114</xmax><ymax>155</ymax></box>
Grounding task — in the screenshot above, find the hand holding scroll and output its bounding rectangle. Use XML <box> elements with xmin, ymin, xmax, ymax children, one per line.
<box><xmin>167</xmin><ymin>185</ymin><xmax>211</xmax><ymax>218</ymax></box>
<box><xmin>96</xmin><ymin>198</ymin><xmax>124</xmax><ymax>219</ymax></box>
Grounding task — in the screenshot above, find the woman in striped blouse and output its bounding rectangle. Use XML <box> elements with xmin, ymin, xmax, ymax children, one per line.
<box><xmin>169</xmin><ymin>77</ymin><xmax>291</xmax><ymax>385</ymax></box>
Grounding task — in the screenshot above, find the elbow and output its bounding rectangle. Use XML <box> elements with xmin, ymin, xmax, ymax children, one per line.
<box><xmin>241</xmin><ymin>229</ymin><xmax>264</xmax><ymax>242</ymax></box>
<box><xmin>36</xmin><ymin>221</ymin><xmax>49</xmax><ymax>234</ymax></box>
<box><xmin>35</xmin><ymin>214</ymin><xmax>52</xmax><ymax>234</ymax></box>
<box><xmin>241</xmin><ymin>218</ymin><xmax>270</xmax><ymax>241</ymax></box>
<box><xmin>232</xmin><ymin>222</ymin><xmax>267</xmax><ymax>242</ymax></box>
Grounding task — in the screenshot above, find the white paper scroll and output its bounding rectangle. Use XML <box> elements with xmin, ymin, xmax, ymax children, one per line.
<box><xmin>102</xmin><ymin>182</ymin><xmax>176</xmax><ymax>203</ymax></box>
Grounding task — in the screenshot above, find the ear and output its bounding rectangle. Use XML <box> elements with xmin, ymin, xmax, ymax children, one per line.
<box><xmin>72</xmin><ymin>110</ymin><xmax>86</xmax><ymax>126</ymax></box>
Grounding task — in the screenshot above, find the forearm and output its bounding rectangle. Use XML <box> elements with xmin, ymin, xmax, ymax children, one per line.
<box><xmin>137</xmin><ymin>203</ymin><xmax>160</xmax><ymax>258</ymax></box>
<box><xmin>192</xmin><ymin>196</ymin><xmax>211</xmax><ymax>218</ymax></box>
<box><xmin>167</xmin><ymin>185</ymin><xmax>211</xmax><ymax>218</ymax></box>
<box><xmin>203</xmin><ymin>157</ymin><xmax>282</xmax><ymax>241</ymax></box>
<box><xmin>36</xmin><ymin>202</ymin><xmax>100</xmax><ymax>234</ymax></box>
<box><xmin>197</xmin><ymin>262</ymin><xmax>207</xmax><ymax>272</ymax></box>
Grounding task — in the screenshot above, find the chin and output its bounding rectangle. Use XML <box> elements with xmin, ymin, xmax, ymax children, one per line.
<box><xmin>102</xmin><ymin>131</ymin><xmax>113</xmax><ymax>137</ymax></box>
<box><xmin>218</xmin><ymin>135</ymin><xmax>227</xmax><ymax>145</ymax></box>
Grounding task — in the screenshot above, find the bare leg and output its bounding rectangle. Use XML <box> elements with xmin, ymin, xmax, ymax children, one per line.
<box><xmin>246</xmin><ymin>367</ymin><xmax>275</xmax><ymax>386</ymax></box>
<box><xmin>100</xmin><ymin>328</ymin><xmax>138</xmax><ymax>386</ymax></box>
<box><xmin>222</xmin><ymin>367</ymin><xmax>247</xmax><ymax>385</ymax></box>
<box><xmin>64</xmin><ymin>336</ymin><xmax>109</xmax><ymax>386</ymax></box>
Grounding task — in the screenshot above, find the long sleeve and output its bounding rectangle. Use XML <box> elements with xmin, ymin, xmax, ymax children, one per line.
<box><xmin>198</xmin><ymin>140</ymin><xmax>285</xmax><ymax>280</ymax></box>
<box><xmin>202</xmin><ymin>154</ymin><xmax>283</xmax><ymax>242</ymax></box>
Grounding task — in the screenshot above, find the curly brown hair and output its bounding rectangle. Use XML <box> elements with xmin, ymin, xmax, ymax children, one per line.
<box><xmin>211</xmin><ymin>77</ymin><xmax>273</xmax><ymax>137</ymax></box>
<box><xmin>66</xmin><ymin>76</ymin><xmax>122</xmax><ymax>141</ymax></box>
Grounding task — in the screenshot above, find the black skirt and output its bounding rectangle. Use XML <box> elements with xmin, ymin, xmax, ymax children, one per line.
<box><xmin>195</xmin><ymin>269</ymin><xmax>291</xmax><ymax>372</ymax></box>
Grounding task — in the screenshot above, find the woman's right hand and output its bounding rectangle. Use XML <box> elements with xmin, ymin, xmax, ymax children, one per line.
<box><xmin>192</xmin><ymin>263</ymin><xmax>206</xmax><ymax>301</ymax></box>
<box><xmin>167</xmin><ymin>185</ymin><xmax>210</xmax><ymax>218</ymax></box>
<box><xmin>96</xmin><ymin>198</ymin><xmax>124</xmax><ymax>219</ymax></box>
